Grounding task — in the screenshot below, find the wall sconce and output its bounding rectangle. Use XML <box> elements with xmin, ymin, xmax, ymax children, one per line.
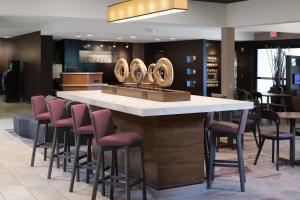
<box><xmin>113</xmin><ymin>42</ymin><xmax>117</xmax><ymax>48</ymax></box>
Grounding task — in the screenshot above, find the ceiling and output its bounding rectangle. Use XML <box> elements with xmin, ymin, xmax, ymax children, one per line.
<box><xmin>192</xmin><ymin>0</ymin><xmax>247</xmax><ymax>3</ymax></box>
<box><xmin>0</xmin><ymin>0</ymin><xmax>300</xmax><ymax>42</ymax></box>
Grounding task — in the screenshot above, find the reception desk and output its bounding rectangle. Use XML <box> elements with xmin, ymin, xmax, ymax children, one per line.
<box><xmin>57</xmin><ymin>90</ymin><xmax>253</xmax><ymax>196</ymax></box>
<box><xmin>60</xmin><ymin>72</ymin><xmax>103</xmax><ymax>91</ymax></box>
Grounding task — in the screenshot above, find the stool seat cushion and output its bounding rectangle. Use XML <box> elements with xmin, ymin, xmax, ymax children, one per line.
<box><xmin>77</xmin><ymin>125</ymin><xmax>94</xmax><ymax>135</ymax></box>
<box><xmin>36</xmin><ymin>112</ymin><xmax>50</xmax><ymax>121</ymax></box>
<box><xmin>54</xmin><ymin>118</ymin><xmax>73</xmax><ymax>128</ymax></box>
<box><xmin>97</xmin><ymin>132</ymin><xmax>143</xmax><ymax>147</ymax></box>
<box><xmin>209</xmin><ymin>121</ymin><xmax>239</xmax><ymax>136</ymax></box>
<box><xmin>261</xmin><ymin>131</ymin><xmax>292</xmax><ymax>140</ymax></box>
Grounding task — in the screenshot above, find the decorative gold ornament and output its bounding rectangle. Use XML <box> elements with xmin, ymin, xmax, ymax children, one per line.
<box><xmin>130</xmin><ymin>58</ymin><xmax>147</xmax><ymax>83</ymax></box>
<box><xmin>114</xmin><ymin>58</ymin><xmax>129</xmax><ymax>83</ymax></box>
<box><xmin>153</xmin><ymin>58</ymin><xmax>174</xmax><ymax>88</ymax></box>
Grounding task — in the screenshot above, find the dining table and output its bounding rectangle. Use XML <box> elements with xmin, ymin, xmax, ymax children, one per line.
<box><xmin>277</xmin><ymin>112</ymin><xmax>300</xmax><ymax>165</ymax></box>
<box><xmin>262</xmin><ymin>92</ymin><xmax>291</xmax><ymax>110</ymax></box>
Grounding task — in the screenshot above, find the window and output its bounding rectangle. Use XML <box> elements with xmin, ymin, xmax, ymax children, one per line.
<box><xmin>256</xmin><ymin>48</ymin><xmax>300</xmax><ymax>101</ymax></box>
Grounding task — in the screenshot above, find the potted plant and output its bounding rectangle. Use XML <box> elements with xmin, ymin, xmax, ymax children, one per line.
<box><xmin>267</xmin><ymin>47</ymin><xmax>286</xmax><ymax>93</ymax></box>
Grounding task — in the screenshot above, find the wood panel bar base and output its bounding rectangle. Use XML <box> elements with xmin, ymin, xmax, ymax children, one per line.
<box><xmin>92</xmin><ymin>109</ymin><xmax>205</xmax><ymax>190</ymax></box>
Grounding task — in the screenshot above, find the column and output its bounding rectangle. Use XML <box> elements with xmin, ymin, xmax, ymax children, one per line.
<box><xmin>221</xmin><ymin>27</ymin><xmax>235</xmax><ymax>98</ymax></box>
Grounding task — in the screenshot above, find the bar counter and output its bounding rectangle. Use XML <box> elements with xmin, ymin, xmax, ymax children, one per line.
<box><xmin>57</xmin><ymin>90</ymin><xmax>253</xmax><ymax>195</ymax></box>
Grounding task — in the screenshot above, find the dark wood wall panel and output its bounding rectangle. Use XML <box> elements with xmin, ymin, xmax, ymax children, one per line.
<box><xmin>0</xmin><ymin>32</ymin><xmax>54</xmax><ymax>100</ymax></box>
<box><xmin>144</xmin><ymin>40</ymin><xmax>206</xmax><ymax>95</ymax></box>
<box><xmin>0</xmin><ymin>39</ymin><xmax>13</xmax><ymax>72</ymax></box>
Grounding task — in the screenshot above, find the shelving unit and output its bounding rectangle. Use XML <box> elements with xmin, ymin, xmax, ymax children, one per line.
<box><xmin>206</xmin><ymin>41</ymin><xmax>221</xmax><ymax>96</ymax></box>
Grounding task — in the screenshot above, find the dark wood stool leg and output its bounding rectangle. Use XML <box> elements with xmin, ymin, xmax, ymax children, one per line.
<box><xmin>204</xmin><ymin>130</ymin><xmax>210</xmax><ymax>179</ymax></box>
<box><xmin>101</xmin><ymin>147</ymin><xmax>105</xmax><ymax>196</ymax></box>
<box><xmin>92</xmin><ymin>147</ymin><xmax>103</xmax><ymax>200</ymax></box>
<box><xmin>207</xmin><ymin>133</ymin><xmax>214</xmax><ymax>189</ymax></box>
<box><xmin>87</xmin><ymin>137</ymin><xmax>92</xmax><ymax>184</ymax></box>
<box><xmin>276</xmin><ymin>140</ymin><xmax>280</xmax><ymax>171</ymax></box>
<box><xmin>63</xmin><ymin>130</ymin><xmax>67</xmax><ymax>172</ymax></box>
<box><xmin>44</xmin><ymin>123</ymin><xmax>48</xmax><ymax>161</ymax></box>
<box><xmin>125</xmin><ymin>146</ymin><xmax>130</xmax><ymax>200</ymax></box>
<box><xmin>110</xmin><ymin>150</ymin><xmax>115</xmax><ymax>200</ymax></box>
<box><xmin>237</xmin><ymin>135</ymin><xmax>245</xmax><ymax>192</ymax></box>
<box><xmin>47</xmin><ymin>127</ymin><xmax>58</xmax><ymax>179</ymax></box>
<box><xmin>211</xmin><ymin>135</ymin><xmax>216</xmax><ymax>181</ymax></box>
<box><xmin>31</xmin><ymin>122</ymin><xmax>40</xmax><ymax>167</ymax></box>
<box><xmin>254</xmin><ymin>138</ymin><xmax>265</xmax><ymax>165</ymax></box>
<box><xmin>56</xmin><ymin>138</ymin><xmax>60</xmax><ymax>168</ymax></box>
<box><xmin>67</xmin><ymin>129</ymin><xmax>71</xmax><ymax>163</ymax></box>
<box><xmin>69</xmin><ymin>134</ymin><xmax>80</xmax><ymax>192</ymax></box>
<box><xmin>272</xmin><ymin>140</ymin><xmax>275</xmax><ymax>163</ymax></box>
<box><xmin>140</xmin><ymin>143</ymin><xmax>147</xmax><ymax>200</ymax></box>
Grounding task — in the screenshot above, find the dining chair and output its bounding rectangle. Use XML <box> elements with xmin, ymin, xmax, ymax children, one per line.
<box><xmin>254</xmin><ymin>109</ymin><xmax>294</xmax><ymax>170</ymax></box>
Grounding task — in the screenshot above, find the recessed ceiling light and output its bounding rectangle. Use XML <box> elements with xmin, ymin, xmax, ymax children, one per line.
<box><xmin>130</xmin><ymin>36</ymin><xmax>136</xmax><ymax>39</ymax></box>
<box><xmin>117</xmin><ymin>37</ymin><xmax>123</xmax><ymax>40</ymax></box>
<box><xmin>87</xmin><ymin>34</ymin><xmax>93</xmax><ymax>37</ymax></box>
<box><xmin>155</xmin><ymin>38</ymin><xmax>160</xmax><ymax>41</ymax></box>
<box><xmin>75</xmin><ymin>35</ymin><xmax>81</xmax><ymax>38</ymax></box>
<box><xmin>170</xmin><ymin>37</ymin><xmax>175</xmax><ymax>40</ymax></box>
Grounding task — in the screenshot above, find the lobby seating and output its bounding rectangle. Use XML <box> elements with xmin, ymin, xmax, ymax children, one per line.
<box><xmin>254</xmin><ymin>109</ymin><xmax>294</xmax><ymax>171</ymax></box>
<box><xmin>30</xmin><ymin>95</ymin><xmax>51</xmax><ymax>167</ymax></box>
<box><xmin>207</xmin><ymin>109</ymin><xmax>249</xmax><ymax>192</ymax></box>
<box><xmin>91</xmin><ymin>109</ymin><xmax>146</xmax><ymax>200</ymax></box>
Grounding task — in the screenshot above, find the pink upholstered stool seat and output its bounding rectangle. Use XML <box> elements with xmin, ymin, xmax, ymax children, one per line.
<box><xmin>54</xmin><ymin>118</ymin><xmax>73</xmax><ymax>128</ymax></box>
<box><xmin>36</xmin><ymin>112</ymin><xmax>50</xmax><ymax>121</ymax></box>
<box><xmin>96</xmin><ymin>132</ymin><xmax>143</xmax><ymax>147</ymax></box>
<box><xmin>76</xmin><ymin>125</ymin><xmax>93</xmax><ymax>135</ymax></box>
<box><xmin>209</xmin><ymin>121</ymin><xmax>239</xmax><ymax>136</ymax></box>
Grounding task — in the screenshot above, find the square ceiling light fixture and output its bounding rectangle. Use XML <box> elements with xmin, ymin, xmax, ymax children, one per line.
<box><xmin>108</xmin><ymin>0</ymin><xmax>188</xmax><ymax>23</ymax></box>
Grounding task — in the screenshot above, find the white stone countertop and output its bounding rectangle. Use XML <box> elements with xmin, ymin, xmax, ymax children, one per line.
<box><xmin>57</xmin><ymin>90</ymin><xmax>254</xmax><ymax>117</ymax></box>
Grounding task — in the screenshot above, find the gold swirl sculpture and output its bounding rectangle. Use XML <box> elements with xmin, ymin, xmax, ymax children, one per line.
<box><xmin>114</xmin><ymin>58</ymin><xmax>129</xmax><ymax>83</ymax></box>
<box><xmin>114</xmin><ymin>57</ymin><xmax>174</xmax><ymax>88</ymax></box>
<box><xmin>153</xmin><ymin>58</ymin><xmax>174</xmax><ymax>88</ymax></box>
<box><xmin>130</xmin><ymin>58</ymin><xmax>147</xmax><ymax>83</ymax></box>
<box><xmin>146</xmin><ymin>63</ymin><xmax>156</xmax><ymax>84</ymax></box>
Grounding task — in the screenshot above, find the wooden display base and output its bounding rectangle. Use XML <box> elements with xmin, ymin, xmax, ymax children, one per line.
<box><xmin>101</xmin><ymin>85</ymin><xmax>191</xmax><ymax>102</ymax></box>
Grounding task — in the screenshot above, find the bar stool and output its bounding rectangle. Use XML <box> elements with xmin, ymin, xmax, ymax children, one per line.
<box><xmin>91</xmin><ymin>109</ymin><xmax>146</xmax><ymax>200</ymax></box>
<box><xmin>69</xmin><ymin>104</ymin><xmax>94</xmax><ymax>192</ymax></box>
<box><xmin>207</xmin><ymin>109</ymin><xmax>249</xmax><ymax>192</ymax></box>
<box><xmin>30</xmin><ymin>95</ymin><xmax>51</xmax><ymax>167</ymax></box>
<box><xmin>47</xmin><ymin>99</ymin><xmax>74</xmax><ymax>179</ymax></box>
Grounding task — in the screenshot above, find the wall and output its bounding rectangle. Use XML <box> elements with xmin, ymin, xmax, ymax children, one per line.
<box><xmin>0</xmin><ymin>39</ymin><xmax>13</xmax><ymax>72</ymax></box>
<box><xmin>254</xmin><ymin>32</ymin><xmax>300</xmax><ymax>41</ymax></box>
<box><xmin>59</xmin><ymin>39</ymin><xmax>132</xmax><ymax>84</ymax></box>
<box><xmin>2</xmin><ymin>32</ymin><xmax>53</xmax><ymax>100</ymax></box>
<box><xmin>144</xmin><ymin>40</ymin><xmax>206</xmax><ymax>95</ymax></box>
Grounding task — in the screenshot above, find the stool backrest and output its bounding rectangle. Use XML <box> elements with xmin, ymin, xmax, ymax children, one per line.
<box><xmin>204</xmin><ymin>112</ymin><xmax>214</xmax><ymax>129</ymax></box>
<box><xmin>259</xmin><ymin>109</ymin><xmax>280</xmax><ymax>127</ymax></box>
<box><xmin>237</xmin><ymin>109</ymin><xmax>249</xmax><ymax>135</ymax></box>
<box><xmin>31</xmin><ymin>95</ymin><xmax>47</xmax><ymax>120</ymax></box>
<box><xmin>71</xmin><ymin>104</ymin><xmax>91</xmax><ymax>134</ymax></box>
<box><xmin>48</xmin><ymin>99</ymin><xmax>67</xmax><ymax>125</ymax></box>
<box><xmin>91</xmin><ymin>109</ymin><xmax>112</xmax><ymax>141</ymax></box>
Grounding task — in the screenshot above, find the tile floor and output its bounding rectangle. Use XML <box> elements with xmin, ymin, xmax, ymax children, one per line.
<box><xmin>1</xmin><ymin>96</ymin><xmax>300</xmax><ymax>200</ymax></box>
